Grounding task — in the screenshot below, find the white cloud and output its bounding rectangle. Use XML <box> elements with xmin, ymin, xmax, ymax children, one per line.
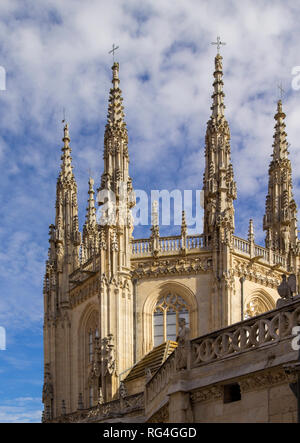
<box><xmin>0</xmin><ymin>397</ymin><xmax>42</xmax><ymax>423</ymax></box>
<box><xmin>0</xmin><ymin>0</ymin><xmax>299</xmax><ymax>332</ymax></box>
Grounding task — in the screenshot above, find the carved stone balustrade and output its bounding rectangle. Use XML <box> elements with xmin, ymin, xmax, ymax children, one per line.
<box><xmin>191</xmin><ymin>299</ymin><xmax>300</xmax><ymax>367</ymax></box>
<box><xmin>132</xmin><ymin>234</ymin><xmax>210</xmax><ymax>257</ymax></box>
<box><xmin>46</xmin><ymin>392</ymin><xmax>144</xmax><ymax>423</ymax></box>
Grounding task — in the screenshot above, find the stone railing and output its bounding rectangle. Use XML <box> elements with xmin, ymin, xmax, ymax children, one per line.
<box><xmin>132</xmin><ymin>234</ymin><xmax>210</xmax><ymax>257</ymax></box>
<box><xmin>132</xmin><ymin>238</ymin><xmax>151</xmax><ymax>255</ymax></box>
<box><xmin>191</xmin><ymin>299</ymin><xmax>300</xmax><ymax>367</ymax></box>
<box><xmin>146</xmin><ymin>352</ymin><xmax>176</xmax><ymax>404</ymax></box>
<box><xmin>159</xmin><ymin>236</ymin><xmax>181</xmax><ymax>252</ymax></box>
<box><xmin>46</xmin><ymin>392</ymin><xmax>144</xmax><ymax>423</ymax></box>
<box><xmin>233</xmin><ymin>236</ymin><xmax>250</xmax><ymax>254</ymax></box>
<box><xmin>233</xmin><ymin>235</ymin><xmax>286</xmax><ymax>268</ymax></box>
<box><xmin>254</xmin><ymin>245</ymin><xmax>269</xmax><ymax>262</ymax></box>
<box><xmin>132</xmin><ymin>233</ymin><xmax>287</xmax><ymax>268</ymax></box>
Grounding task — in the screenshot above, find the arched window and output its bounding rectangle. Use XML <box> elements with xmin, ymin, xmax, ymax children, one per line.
<box><xmin>153</xmin><ymin>293</ymin><xmax>189</xmax><ymax>346</ymax></box>
<box><xmin>244</xmin><ymin>293</ymin><xmax>275</xmax><ymax>319</ymax></box>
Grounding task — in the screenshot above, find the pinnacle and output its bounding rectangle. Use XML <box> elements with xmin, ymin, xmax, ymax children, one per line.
<box><xmin>181</xmin><ymin>210</ymin><xmax>187</xmax><ymax>236</ymax></box>
<box><xmin>105</xmin><ymin>62</ymin><xmax>127</xmax><ymax>134</ymax></box>
<box><xmin>210</xmin><ymin>53</ymin><xmax>225</xmax><ymax>119</ymax></box>
<box><xmin>248</xmin><ymin>219</ymin><xmax>254</xmax><ymax>242</ymax></box>
<box><xmin>85</xmin><ymin>177</ymin><xmax>97</xmax><ymax>228</ymax></box>
<box><xmin>59</xmin><ymin>122</ymin><xmax>74</xmax><ymax>180</ymax></box>
<box><xmin>272</xmin><ymin>100</ymin><xmax>288</xmax><ymax>161</ymax></box>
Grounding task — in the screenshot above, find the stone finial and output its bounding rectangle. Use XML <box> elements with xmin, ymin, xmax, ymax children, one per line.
<box><xmin>59</xmin><ymin>122</ymin><xmax>73</xmax><ymax>179</ymax></box>
<box><xmin>85</xmin><ymin>177</ymin><xmax>97</xmax><ymax>228</ymax></box>
<box><xmin>106</xmin><ymin>62</ymin><xmax>126</xmax><ymax>132</ymax></box>
<box><xmin>181</xmin><ymin>210</ymin><xmax>187</xmax><ymax>236</ymax></box>
<box><xmin>62</xmin><ymin>122</ymin><xmax>70</xmax><ymax>144</ymax></box>
<box><xmin>151</xmin><ymin>200</ymin><xmax>159</xmax><ymax>227</ymax></box>
<box><xmin>273</xmin><ymin>100</ymin><xmax>288</xmax><ymax>161</ymax></box>
<box><xmin>248</xmin><ymin>219</ymin><xmax>254</xmax><ymax>243</ymax></box>
<box><xmin>150</xmin><ymin>201</ymin><xmax>160</xmax><ymax>255</ymax></box>
<box><xmin>211</xmin><ymin>53</ymin><xmax>225</xmax><ymax>119</ymax></box>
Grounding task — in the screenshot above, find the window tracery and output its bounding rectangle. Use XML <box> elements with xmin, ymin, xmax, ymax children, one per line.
<box><xmin>153</xmin><ymin>293</ymin><xmax>189</xmax><ymax>346</ymax></box>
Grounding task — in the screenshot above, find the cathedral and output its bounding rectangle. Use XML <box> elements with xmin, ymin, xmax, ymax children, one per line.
<box><xmin>42</xmin><ymin>52</ymin><xmax>300</xmax><ymax>423</ymax></box>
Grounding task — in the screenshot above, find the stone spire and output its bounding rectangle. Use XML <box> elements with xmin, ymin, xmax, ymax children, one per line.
<box><xmin>82</xmin><ymin>177</ymin><xmax>98</xmax><ymax>262</ymax></box>
<box><xmin>45</xmin><ymin>123</ymin><xmax>81</xmax><ymax>304</ymax></box>
<box><xmin>56</xmin><ymin>124</ymin><xmax>81</xmax><ymax>272</ymax></box>
<box><xmin>97</xmin><ymin>62</ymin><xmax>135</xmax><ymax>271</ymax></box>
<box><xmin>43</xmin><ymin>123</ymin><xmax>82</xmax><ymax>419</ymax></box>
<box><xmin>263</xmin><ymin>100</ymin><xmax>298</xmax><ymax>254</ymax></box>
<box><xmin>203</xmin><ymin>54</ymin><xmax>237</xmax><ymax>244</ymax></box>
<box><xmin>99</xmin><ymin>62</ymin><xmax>132</xmax><ymax>197</ymax></box>
<box><xmin>211</xmin><ymin>54</ymin><xmax>225</xmax><ymax>119</ymax></box>
<box><xmin>60</xmin><ymin>123</ymin><xmax>73</xmax><ymax>179</ymax></box>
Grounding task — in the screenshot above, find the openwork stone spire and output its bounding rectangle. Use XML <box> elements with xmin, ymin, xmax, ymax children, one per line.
<box><xmin>263</xmin><ymin>100</ymin><xmax>298</xmax><ymax>254</ymax></box>
<box><xmin>99</xmin><ymin>62</ymin><xmax>134</xmax><ymax>202</ymax></box>
<box><xmin>55</xmin><ymin>124</ymin><xmax>81</xmax><ymax>272</ymax></box>
<box><xmin>82</xmin><ymin>177</ymin><xmax>98</xmax><ymax>261</ymax></box>
<box><xmin>203</xmin><ymin>54</ymin><xmax>237</xmax><ymax>244</ymax></box>
<box><xmin>211</xmin><ymin>54</ymin><xmax>225</xmax><ymax>119</ymax></box>
<box><xmin>98</xmin><ymin>61</ymin><xmax>135</xmax><ymax>274</ymax></box>
<box><xmin>44</xmin><ymin>122</ymin><xmax>81</xmax><ymax>316</ymax></box>
<box><xmin>59</xmin><ymin>124</ymin><xmax>73</xmax><ymax>180</ymax></box>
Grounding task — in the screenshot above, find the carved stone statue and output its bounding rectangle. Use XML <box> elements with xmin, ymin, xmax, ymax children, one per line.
<box><xmin>277</xmin><ymin>274</ymin><xmax>297</xmax><ymax>308</ymax></box>
<box><xmin>278</xmin><ymin>274</ymin><xmax>296</xmax><ymax>300</ymax></box>
<box><xmin>175</xmin><ymin>318</ymin><xmax>190</xmax><ymax>371</ymax></box>
<box><xmin>102</xmin><ymin>334</ymin><xmax>116</xmax><ymax>376</ymax></box>
<box><xmin>42</xmin><ymin>367</ymin><xmax>53</xmax><ymax>403</ymax></box>
<box><xmin>282</xmin><ymin>227</ymin><xmax>289</xmax><ymax>253</ymax></box>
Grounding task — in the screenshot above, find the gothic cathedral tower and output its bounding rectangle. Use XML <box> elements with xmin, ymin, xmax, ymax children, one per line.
<box><xmin>203</xmin><ymin>53</ymin><xmax>237</xmax><ymax>328</ymax></box>
<box><xmin>43</xmin><ymin>63</ymin><xmax>136</xmax><ymax>419</ymax></box>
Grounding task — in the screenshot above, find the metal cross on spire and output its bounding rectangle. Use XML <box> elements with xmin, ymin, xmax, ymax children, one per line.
<box><xmin>109</xmin><ymin>44</ymin><xmax>119</xmax><ymax>62</ymax></box>
<box><xmin>62</xmin><ymin>107</ymin><xmax>66</xmax><ymax>124</ymax></box>
<box><xmin>211</xmin><ymin>36</ymin><xmax>226</xmax><ymax>54</ymax></box>
<box><xmin>87</xmin><ymin>167</ymin><xmax>94</xmax><ymax>179</ymax></box>
<box><xmin>278</xmin><ymin>81</ymin><xmax>285</xmax><ymax>101</ymax></box>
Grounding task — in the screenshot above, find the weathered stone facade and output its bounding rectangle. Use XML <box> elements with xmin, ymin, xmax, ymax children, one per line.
<box><xmin>42</xmin><ymin>54</ymin><xmax>300</xmax><ymax>423</ymax></box>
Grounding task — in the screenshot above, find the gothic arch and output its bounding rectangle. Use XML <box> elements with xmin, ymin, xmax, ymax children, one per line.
<box><xmin>78</xmin><ymin>303</ymin><xmax>99</xmax><ymax>407</ymax></box>
<box><xmin>244</xmin><ymin>289</ymin><xmax>275</xmax><ymax>318</ymax></box>
<box><xmin>142</xmin><ymin>281</ymin><xmax>198</xmax><ymax>355</ymax></box>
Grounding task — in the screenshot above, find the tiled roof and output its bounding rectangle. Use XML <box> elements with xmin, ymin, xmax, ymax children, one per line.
<box><xmin>125</xmin><ymin>341</ymin><xmax>177</xmax><ymax>382</ymax></box>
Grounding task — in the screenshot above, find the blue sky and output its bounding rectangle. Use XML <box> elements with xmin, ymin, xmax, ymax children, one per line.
<box><xmin>1</xmin><ymin>0</ymin><xmax>300</xmax><ymax>422</ymax></box>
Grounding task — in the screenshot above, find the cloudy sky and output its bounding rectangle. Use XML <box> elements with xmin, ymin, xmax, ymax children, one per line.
<box><xmin>1</xmin><ymin>0</ymin><xmax>300</xmax><ymax>422</ymax></box>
